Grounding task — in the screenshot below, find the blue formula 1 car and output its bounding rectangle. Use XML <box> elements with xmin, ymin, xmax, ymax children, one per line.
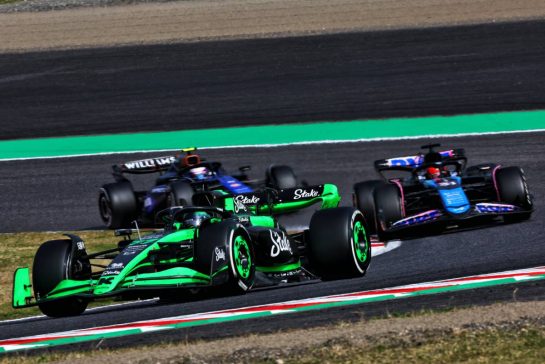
<box><xmin>99</xmin><ymin>148</ymin><xmax>302</xmax><ymax>229</ymax></box>
<box><xmin>353</xmin><ymin>144</ymin><xmax>534</xmax><ymax>240</ymax></box>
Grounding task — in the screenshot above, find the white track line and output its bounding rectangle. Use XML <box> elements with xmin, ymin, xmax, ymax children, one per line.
<box><xmin>0</xmin><ymin>299</ymin><xmax>158</xmax><ymax>324</ymax></box>
<box><xmin>2</xmin><ymin>128</ymin><xmax>545</xmax><ymax>162</ymax></box>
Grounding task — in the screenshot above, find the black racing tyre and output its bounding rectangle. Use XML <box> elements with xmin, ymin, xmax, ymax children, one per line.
<box><xmin>195</xmin><ymin>221</ymin><xmax>255</xmax><ymax>292</ymax></box>
<box><xmin>353</xmin><ymin>180</ymin><xmax>385</xmax><ymax>235</ymax></box>
<box><xmin>267</xmin><ymin>165</ymin><xmax>297</xmax><ymax>189</ymax></box>
<box><xmin>308</xmin><ymin>207</ymin><xmax>371</xmax><ymax>280</ymax></box>
<box><xmin>496</xmin><ymin>166</ymin><xmax>533</xmax><ymax>222</ymax></box>
<box><xmin>168</xmin><ymin>181</ymin><xmax>195</xmax><ymax>207</ymax></box>
<box><xmin>33</xmin><ymin>239</ymin><xmax>91</xmax><ymax>317</ymax></box>
<box><xmin>99</xmin><ymin>181</ymin><xmax>137</xmax><ymax>229</ymax></box>
<box><xmin>374</xmin><ymin>184</ymin><xmax>403</xmax><ymax>240</ymax></box>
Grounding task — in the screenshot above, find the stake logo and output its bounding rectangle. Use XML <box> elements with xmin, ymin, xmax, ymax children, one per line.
<box><xmin>269</xmin><ymin>230</ymin><xmax>292</xmax><ymax>257</ymax></box>
<box><xmin>215</xmin><ymin>247</ymin><xmax>226</xmax><ymax>262</ymax></box>
<box><xmin>293</xmin><ymin>189</ymin><xmax>319</xmax><ymax>200</ymax></box>
<box><xmin>233</xmin><ymin>195</ymin><xmax>260</xmax><ymax>213</ymax></box>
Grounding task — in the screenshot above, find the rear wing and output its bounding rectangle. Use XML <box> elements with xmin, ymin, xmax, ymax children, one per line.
<box><xmin>112</xmin><ymin>155</ymin><xmax>176</xmax><ymax>177</ymax></box>
<box><xmin>374</xmin><ymin>149</ymin><xmax>466</xmax><ymax>172</ymax></box>
<box><xmin>194</xmin><ymin>184</ymin><xmax>341</xmax><ymax>215</ymax></box>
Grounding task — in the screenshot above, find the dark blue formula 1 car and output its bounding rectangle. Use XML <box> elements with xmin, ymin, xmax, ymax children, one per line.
<box><xmin>99</xmin><ymin>148</ymin><xmax>301</xmax><ymax>228</ymax></box>
<box><xmin>353</xmin><ymin>144</ymin><xmax>534</xmax><ymax>240</ymax></box>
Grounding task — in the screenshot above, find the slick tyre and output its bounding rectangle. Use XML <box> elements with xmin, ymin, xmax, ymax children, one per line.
<box><xmin>99</xmin><ymin>181</ymin><xmax>137</xmax><ymax>229</ymax></box>
<box><xmin>353</xmin><ymin>180</ymin><xmax>385</xmax><ymax>235</ymax></box>
<box><xmin>168</xmin><ymin>181</ymin><xmax>195</xmax><ymax>207</ymax></box>
<box><xmin>195</xmin><ymin>221</ymin><xmax>255</xmax><ymax>293</ymax></box>
<box><xmin>267</xmin><ymin>165</ymin><xmax>297</xmax><ymax>189</ymax></box>
<box><xmin>496</xmin><ymin>166</ymin><xmax>533</xmax><ymax>223</ymax></box>
<box><xmin>308</xmin><ymin>207</ymin><xmax>371</xmax><ymax>280</ymax></box>
<box><xmin>374</xmin><ymin>184</ymin><xmax>403</xmax><ymax>241</ymax></box>
<box><xmin>33</xmin><ymin>239</ymin><xmax>91</xmax><ymax>317</ymax></box>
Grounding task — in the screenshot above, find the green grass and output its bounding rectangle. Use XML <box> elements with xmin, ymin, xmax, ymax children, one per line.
<box><xmin>0</xmin><ymin>231</ymin><xmax>118</xmax><ymax>320</ymax></box>
<box><xmin>0</xmin><ymin>0</ymin><xmax>20</xmax><ymax>5</ymax></box>
<box><xmin>272</xmin><ymin>326</ymin><xmax>545</xmax><ymax>364</ymax></box>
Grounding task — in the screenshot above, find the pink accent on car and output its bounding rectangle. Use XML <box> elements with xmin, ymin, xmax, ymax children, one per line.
<box><xmin>492</xmin><ymin>165</ymin><xmax>502</xmax><ymax>201</ymax></box>
<box><xmin>390</xmin><ymin>179</ymin><xmax>406</xmax><ymax>217</ymax></box>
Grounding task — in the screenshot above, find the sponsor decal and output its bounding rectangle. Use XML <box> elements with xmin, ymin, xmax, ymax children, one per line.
<box><xmin>437</xmin><ymin>180</ymin><xmax>458</xmax><ymax>187</ymax></box>
<box><xmin>393</xmin><ymin>210</ymin><xmax>442</xmax><ymax>227</ymax></box>
<box><xmin>269</xmin><ymin>230</ymin><xmax>292</xmax><ymax>257</ymax></box>
<box><xmin>151</xmin><ymin>186</ymin><xmax>168</xmax><ymax>193</ymax></box>
<box><xmin>233</xmin><ymin>194</ymin><xmax>260</xmax><ymax>213</ymax></box>
<box><xmin>238</xmin><ymin>216</ymin><xmax>250</xmax><ymax>223</ymax></box>
<box><xmin>123</xmin><ymin>156</ymin><xmax>175</xmax><ymax>170</ymax></box>
<box><xmin>110</xmin><ymin>263</ymin><xmax>124</xmax><ymax>269</ymax></box>
<box><xmin>387</xmin><ymin>155</ymin><xmax>423</xmax><ymax>167</ymax></box>
<box><xmin>76</xmin><ymin>241</ymin><xmax>85</xmax><ymax>250</ymax></box>
<box><xmin>268</xmin><ymin>269</ymin><xmax>301</xmax><ymax>279</ymax></box>
<box><xmin>102</xmin><ymin>270</ymin><xmax>121</xmax><ymax>276</ymax></box>
<box><xmin>475</xmin><ymin>203</ymin><xmax>516</xmax><ymax>213</ymax></box>
<box><xmin>386</xmin><ymin>150</ymin><xmax>454</xmax><ymax>167</ymax></box>
<box><xmin>215</xmin><ymin>247</ymin><xmax>226</xmax><ymax>262</ymax></box>
<box><xmin>440</xmin><ymin>189</ymin><xmax>468</xmax><ymax>206</ymax></box>
<box><xmin>122</xmin><ymin>244</ymin><xmax>147</xmax><ymax>256</ymax></box>
<box><xmin>293</xmin><ymin>189</ymin><xmax>319</xmax><ymax>200</ymax></box>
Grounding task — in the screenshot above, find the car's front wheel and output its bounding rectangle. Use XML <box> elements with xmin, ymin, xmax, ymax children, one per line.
<box><xmin>496</xmin><ymin>166</ymin><xmax>533</xmax><ymax>223</ymax></box>
<box><xmin>33</xmin><ymin>239</ymin><xmax>91</xmax><ymax>317</ymax></box>
<box><xmin>195</xmin><ymin>221</ymin><xmax>255</xmax><ymax>293</ymax></box>
<box><xmin>308</xmin><ymin>207</ymin><xmax>371</xmax><ymax>280</ymax></box>
<box><xmin>374</xmin><ymin>183</ymin><xmax>403</xmax><ymax>240</ymax></box>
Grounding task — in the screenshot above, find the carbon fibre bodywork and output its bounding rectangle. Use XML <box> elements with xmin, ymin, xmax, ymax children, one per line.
<box><xmin>14</xmin><ymin>184</ymin><xmax>371</xmax><ymax>316</ymax></box>
<box><xmin>354</xmin><ymin>144</ymin><xmax>534</xmax><ymax>239</ymax></box>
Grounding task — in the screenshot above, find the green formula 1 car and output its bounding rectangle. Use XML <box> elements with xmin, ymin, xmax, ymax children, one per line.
<box><xmin>13</xmin><ymin>184</ymin><xmax>371</xmax><ymax>317</ymax></box>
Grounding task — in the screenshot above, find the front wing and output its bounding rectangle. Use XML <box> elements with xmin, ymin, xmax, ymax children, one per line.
<box><xmin>384</xmin><ymin>203</ymin><xmax>532</xmax><ymax>236</ymax></box>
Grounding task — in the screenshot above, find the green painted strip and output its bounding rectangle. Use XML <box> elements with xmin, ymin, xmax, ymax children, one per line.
<box><xmin>1</xmin><ymin>110</ymin><xmax>545</xmax><ymax>160</ymax></box>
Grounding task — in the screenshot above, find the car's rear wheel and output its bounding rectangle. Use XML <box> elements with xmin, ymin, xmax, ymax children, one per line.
<box><xmin>308</xmin><ymin>207</ymin><xmax>371</xmax><ymax>279</ymax></box>
<box><xmin>195</xmin><ymin>221</ymin><xmax>255</xmax><ymax>293</ymax></box>
<box><xmin>99</xmin><ymin>181</ymin><xmax>138</xmax><ymax>229</ymax></box>
<box><xmin>374</xmin><ymin>184</ymin><xmax>403</xmax><ymax>240</ymax></box>
<box><xmin>33</xmin><ymin>239</ymin><xmax>91</xmax><ymax>317</ymax></box>
<box><xmin>496</xmin><ymin>166</ymin><xmax>532</xmax><ymax>223</ymax></box>
<box><xmin>267</xmin><ymin>165</ymin><xmax>297</xmax><ymax>189</ymax></box>
<box><xmin>353</xmin><ymin>180</ymin><xmax>385</xmax><ymax>235</ymax></box>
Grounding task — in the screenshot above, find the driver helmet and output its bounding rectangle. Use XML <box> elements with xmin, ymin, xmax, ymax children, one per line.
<box><xmin>190</xmin><ymin>166</ymin><xmax>211</xmax><ymax>180</ymax></box>
<box><xmin>182</xmin><ymin>211</ymin><xmax>211</xmax><ymax>228</ymax></box>
<box><xmin>426</xmin><ymin>166</ymin><xmax>441</xmax><ymax>179</ymax></box>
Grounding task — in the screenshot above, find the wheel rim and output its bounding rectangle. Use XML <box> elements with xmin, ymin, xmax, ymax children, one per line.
<box><xmin>353</xmin><ymin>220</ymin><xmax>368</xmax><ymax>263</ymax></box>
<box><xmin>233</xmin><ymin>235</ymin><xmax>251</xmax><ymax>279</ymax></box>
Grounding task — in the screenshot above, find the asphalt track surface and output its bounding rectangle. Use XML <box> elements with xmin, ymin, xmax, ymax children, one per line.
<box><xmin>1</xmin><ymin>20</ymin><xmax>545</xmax><ymax>352</ymax></box>
<box><xmin>1</xmin><ymin>20</ymin><xmax>545</xmax><ymax>140</ymax></box>
<box><xmin>2</xmin><ymin>132</ymin><xmax>545</xmax><ymax>350</ymax></box>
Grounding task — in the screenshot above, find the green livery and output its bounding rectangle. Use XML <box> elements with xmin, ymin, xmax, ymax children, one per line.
<box><xmin>13</xmin><ymin>184</ymin><xmax>372</xmax><ymax>317</ymax></box>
